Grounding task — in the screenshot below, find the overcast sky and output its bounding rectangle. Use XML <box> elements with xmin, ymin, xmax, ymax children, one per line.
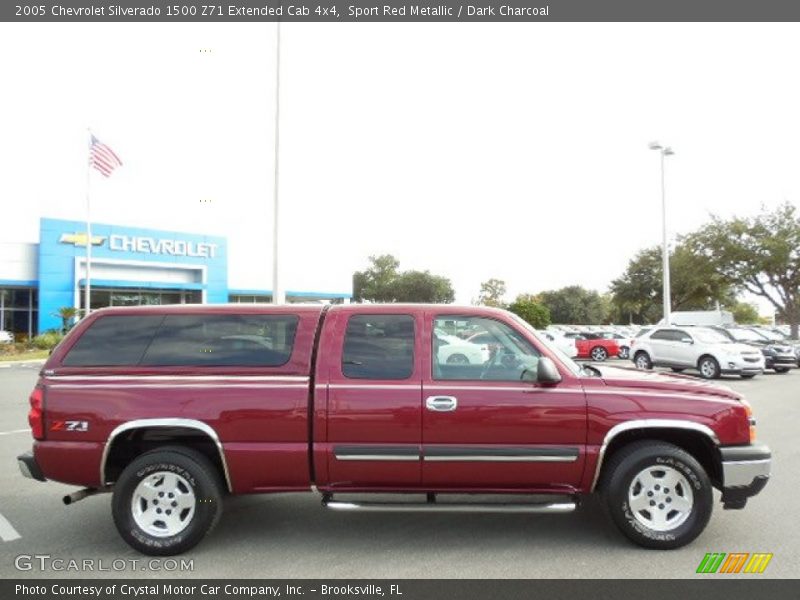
<box><xmin>1</xmin><ymin>23</ymin><xmax>798</xmax><ymax>312</ymax></box>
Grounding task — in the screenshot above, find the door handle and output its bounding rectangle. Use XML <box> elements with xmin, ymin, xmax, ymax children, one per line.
<box><xmin>426</xmin><ymin>396</ymin><xmax>458</xmax><ymax>412</ymax></box>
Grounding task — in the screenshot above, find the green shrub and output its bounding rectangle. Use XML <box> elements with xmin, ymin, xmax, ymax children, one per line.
<box><xmin>30</xmin><ymin>331</ymin><xmax>64</xmax><ymax>350</ymax></box>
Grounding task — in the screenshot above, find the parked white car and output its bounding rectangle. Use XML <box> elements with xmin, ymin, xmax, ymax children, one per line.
<box><xmin>630</xmin><ymin>326</ymin><xmax>765</xmax><ymax>379</ymax></box>
<box><xmin>0</xmin><ymin>330</ymin><xmax>12</xmax><ymax>344</ymax></box>
<box><xmin>537</xmin><ymin>330</ymin><xmax>579</xmax><ymax>358</ymax></box>
<box><xmin>434</xmin><ymin>333</ymin><xmax>490</xmax><ymax>365</ymax></box>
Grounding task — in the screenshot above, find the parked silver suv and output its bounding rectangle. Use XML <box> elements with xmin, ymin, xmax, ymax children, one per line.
<box><xmin>630</xmin><ymin>326</ymin><xmax>765</xmax><ymax>379</ymax></box>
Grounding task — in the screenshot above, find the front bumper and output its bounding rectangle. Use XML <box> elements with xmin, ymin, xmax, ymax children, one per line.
<box><xmin>17</xmin><ymin>451</ymin><xmax>46</xmax><ymax>482</ymax></box>
<box><xmin>720</xmin><ymin>443</ymin><xmax>771</xmax><ymax>509</ymax></box>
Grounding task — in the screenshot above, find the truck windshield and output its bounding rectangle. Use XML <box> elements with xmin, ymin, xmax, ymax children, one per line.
<box><xmin>509</xmin><ymin>314</ymin><xmax>582</xmax><ymax>376</ymax></box>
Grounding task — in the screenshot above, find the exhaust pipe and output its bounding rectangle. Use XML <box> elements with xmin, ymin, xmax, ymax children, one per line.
<box><xmin>63</xmin><ymin>486</ymin><xmax>110</xmax><ymax>505</ymax></box>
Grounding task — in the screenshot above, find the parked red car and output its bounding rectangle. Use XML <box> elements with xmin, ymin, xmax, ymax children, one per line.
<box><xmin>18</xmin><ymin>304</ymin><xmax>770</xmax><ymax>555</ymax></box>
<box><xmin>563</xmin><ymin>331</ymin><xmax>620</xmax><ymax>361</ymax></box>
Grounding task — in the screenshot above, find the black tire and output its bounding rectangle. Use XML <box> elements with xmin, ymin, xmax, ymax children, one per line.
<box><xmin>112</xmin><ymin>446</ymin><xmax>224</xmax><ymax>556</ymax></box>
<box><xmin>670</xmin><ymin>368</ymin><xmax>685</xmax><ymax>373</ymax></box>
<box><xmin>446</xmin><ymin>354</ymin><xmax>469</xmax><ymax>365</ymax></box>
<box><xmin>634</xmin><ymin>351</ymin><xmax>652</xmax><ymax>370</ymax></box>
<box><xmin>600</xmin><ymin>441</ymin><xmax>713</xmax><ymax>550</ymax></box>
<box><xmin>591</xmin><ymin>346</ymin><xmax>609</xmax><ymax>362</ymax></box>
<box><xmin>619</xmin><ymin>347</ymin><xmax>630</xmax><ymax>360</ymax></box>
<box><xmin>697</xmin><ymin>356</ymin><xmax>721</xmax><ymax>380</ymax></box>
<box><xmin>774</xmin><ymin>367</ymin><xmax>790</xmax><ymax>374</ymax></box>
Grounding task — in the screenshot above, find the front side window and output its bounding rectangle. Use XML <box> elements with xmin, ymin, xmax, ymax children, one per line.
<box><xmin>342</xmin><ymin>314</ymin><xmax>415</xmax><ymax>380</ymax></box>
<box><xmin>433</xmin><ymin>316</ymin><xmax>541</xmax><ymax>381</ymax></box>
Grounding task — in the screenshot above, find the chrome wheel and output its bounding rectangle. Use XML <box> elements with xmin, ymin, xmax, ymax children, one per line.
<box><xmin>591</xmin><ymin>347</ymin><xmax>608</xmax><ymax>361</ymax></box>
<box><xmin>131</xmin><ymin>471</ymin><xmax>196</xmax><ymax>538</ymax></box>
<box><xmin>619</xmin><ymin>347</ymin><xmax>629</xmax><ymax>359</ymax></box>
<box><xmin>699</xmin><ymin>358</ymin><xmax>718</xmax><ymax>379</ymax></box>
<box><xmin>628</xmin><ymin>465</ymin><xmax>694</xmax><ymax>532</ymax></box>
<box><xmin>635</xmin><ymin>353</ymin><xmax>651</xmax><ymax>370</ymax></box>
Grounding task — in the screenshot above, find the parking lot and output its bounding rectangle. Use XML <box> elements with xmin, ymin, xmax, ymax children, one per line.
<box><xmin>0</xmin><ymin>359</ymin><xmax>796</xmax><ymax>579</ymax></box>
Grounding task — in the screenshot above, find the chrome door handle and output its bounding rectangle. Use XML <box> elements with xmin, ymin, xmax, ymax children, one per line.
<box><xmin>426</xmin><ymin>396</ymin><xmax>458</xmax><ymax>412</ymax></box>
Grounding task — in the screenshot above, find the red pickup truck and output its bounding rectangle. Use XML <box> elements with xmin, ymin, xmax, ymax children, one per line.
<box><xmin>17</xmin><ymin>304</ymin><xmax>771</xmax><ymax>555</ymax></box>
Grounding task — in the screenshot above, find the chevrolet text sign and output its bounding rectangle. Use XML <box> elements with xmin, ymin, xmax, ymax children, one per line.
<box><xmin>109</xmin><ymin>235</ymin><xmax>218</xmax><ymax>258</ymax></box>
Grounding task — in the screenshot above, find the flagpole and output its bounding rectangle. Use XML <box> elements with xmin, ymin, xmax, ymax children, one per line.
<box><xmin>85</xmin><ymin>128</ymin><xmax>92</xmax><ymax>318</ymax></box>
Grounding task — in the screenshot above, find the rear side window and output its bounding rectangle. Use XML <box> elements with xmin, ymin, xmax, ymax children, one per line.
<box><xmin>140</xmin><ymin>314</ymin><xmax>298</xmax><ymax>366</ymax></box>
<box><xmin>650</xmin><ymin>329</ymin><xmax>674</xmax><ymax>341</ymax></box>
<box><xmin>342</xmin><ymin>314</ymin><xmax>415</xmax><ymax>380</ymax></box>
<box><xmin>62</xmin><ymin>316</ymin><xmax>165</xmax><ymax>366</ymax></box>
<box><xmin>62</xmin><ymin>314</ymin><xmax>298</xmax><ymax>367</ymax></box>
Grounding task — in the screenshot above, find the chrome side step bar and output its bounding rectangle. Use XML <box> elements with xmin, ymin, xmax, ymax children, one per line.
<box><xmin>322</xmin><ymin>497</ymin><xmax>577</xmax><ymax>514</ymax></box>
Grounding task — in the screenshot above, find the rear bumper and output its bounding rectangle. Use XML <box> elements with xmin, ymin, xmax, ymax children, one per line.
<box><xmin>17</xmin><ymin>451</ymin><xmax>46</xmax><ymax>482</ymax></box>
<box><xmin>720</xmin><ymin>443</ymin><xmax>771</xmax><ymax>509</ymax></box>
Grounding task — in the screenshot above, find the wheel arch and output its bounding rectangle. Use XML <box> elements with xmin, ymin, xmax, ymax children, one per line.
<box><xmin>696</xmin><ymin>353</ymin><xmax>719</xmax><ymax>369</ymax></box>
<box><xmin>591</xmin><ymin>420</ymin><xmax>721</xmax><ymax>492</ymax></box>
<box><xmin>100</xmin><ymin>418</ymin><xmax>232</xmax><ymax>492</ymax></box>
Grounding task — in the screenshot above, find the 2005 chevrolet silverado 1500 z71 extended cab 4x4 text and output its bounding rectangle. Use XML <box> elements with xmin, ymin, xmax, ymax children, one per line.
<box><xmin>17</xmin><ymin>304</ymin><xmax>771</xmax><ymax>555</ymax></box>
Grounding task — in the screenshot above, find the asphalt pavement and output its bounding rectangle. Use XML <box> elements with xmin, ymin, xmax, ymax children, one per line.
<box><xmin>0</xmin><ymin>359</ymin><xmax>796</xmax><ymax>579</ymax></box>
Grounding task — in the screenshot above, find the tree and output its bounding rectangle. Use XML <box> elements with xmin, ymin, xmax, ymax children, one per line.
<box><xmin>538</xmin><ymin>286</ymin><xmax>610</xmax><ymax>324</ymax></box>
<box><xmin>393</xmin><ymin>270</ymin><xmax>455</xmax><ymax>303</ymax></box>
<box><xmin>727</xmin><ymin>302</ymin><xmax>760</xmax><ymax>325</ymax></box>
<box><xmin>477</xmin><ymin>278</ymin><xmax>507</xmax><ymax>307</ymax></box>
<box><xmin>686</xmin><ymin>202</ymin><xmax>800</xmax><ymax>339</ymax></box>
<box><xmin>353</xmin><ymin>254</ymin><xmax>400</xmax><ymax>303</ymax></box>
<box><xmin>508</xmin><ymin>294</ymin><xmax>551</xmax><ymax>329</ymax></box>
<box><xmin>353</xmin><ymin>255</ymin><xmax>455</xmax><ymax>303</ymax></box>
<box><xmin>609</xmin><ymin>242</ymin><xmax>735</xmax><ymax>324</ymax></box>
<box><xmin>56</xmin><ymin>306</ymin><xmax>79</xmax><ymax>333</ymax></box>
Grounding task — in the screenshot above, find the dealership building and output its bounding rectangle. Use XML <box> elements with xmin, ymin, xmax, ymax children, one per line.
<box><xmin>0</xmin><ymin>218</ymin><xmax>352</xmax><ymax>337</ymax></box>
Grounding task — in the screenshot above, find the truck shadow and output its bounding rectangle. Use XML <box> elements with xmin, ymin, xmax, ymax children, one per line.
<box><xmin>211</xmin><ymin>492</ymin><xmax>626</xmax><ymax>555</ymax></box>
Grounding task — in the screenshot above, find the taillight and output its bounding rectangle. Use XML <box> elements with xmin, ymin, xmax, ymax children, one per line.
<box><xmin>744</xmin><ymin>403</ymin><xmax>756</xmax><ymax>443</ymax></box>
<box><xmin>28</xmin><ymin>387</ymin><xmax>44</xmax><ymax>440</ymax></box>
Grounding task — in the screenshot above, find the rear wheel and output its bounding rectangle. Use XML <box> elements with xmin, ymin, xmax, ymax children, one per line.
<box><xmin>698</xmin><ymin>356</ymin><xmax>721</xmax><ymax>379</ymax></box>
<box><xmin>774</xmin><ymin>367</ymin><xmax>790</xmax><ymax>374</ymax></box>
<box><xmin>591</xmin><ymin>346</ymin><xmax>609</xmax><ymax>361</ymax></box>
<box><xmin>112</xmin><ymin>446</ymin><xmax>223</xmax><ymax>555</ymax></box>
<box><xmin>601</xmin><ymin>441</ymin><xmax>713</xmax><ymax>549</ymax></box>
<box><xmin>634</xmin><ymin>352</ymin><xmax>652</xmax><ymax>370</ymax></box>
<box><xmin>446</xmin><ymin>354</ymin><xmax>469</xmax><ymax>365</ymax></box>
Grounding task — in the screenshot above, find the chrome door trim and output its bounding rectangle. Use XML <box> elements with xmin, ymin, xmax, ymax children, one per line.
<box><xmin>423</xmin><ymin>446</ymin><xmax>579</xmax><ymax>462</ymax></box>
<box><xmin>333</xmin><ymin>445</ymin><xmax>420</xmax><ymax>461</ymax></box>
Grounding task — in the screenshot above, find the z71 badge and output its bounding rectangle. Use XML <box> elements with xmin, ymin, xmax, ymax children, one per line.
<box><xmin>50</xmin><ymin>420</ymin><xmax>89</xmax><ymax>432</ymax></box>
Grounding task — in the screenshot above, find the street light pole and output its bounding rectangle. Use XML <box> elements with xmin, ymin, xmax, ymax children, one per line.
<box><xmin>271</xmin><ymin>20</ymin><xmax>284</xmax><ymax>305</ymax></box>
<box><xmin>649</xmin><ymin>142</ymin><xmax>674</xmax><ymax>325</ymax></box>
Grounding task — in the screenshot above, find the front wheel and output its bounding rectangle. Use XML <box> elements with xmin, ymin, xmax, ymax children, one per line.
<box><xmin>698</xmin><ymin>356</ymin><xmax>721</xmax><ymax>380</ymax></box>
<box><xmin>601</xmin><ymin>441</ymin><xmax>713</xmax><ymax>549</ymax></box>
<box><xmin>774</xmin><ymin>367</ymin><xmax>790</xmax><ymax>374</ymax></box>
<box><xmin>618</xmin><ymin>347</ymin><xmax>630</xmax><ymax>360</ymax></box>
<box><xmin>591</xmin><ymin>346</ymin><xmax>609</xmax><ymax>361</ymax></box>
<box><xmin>634</xmin><ymin>352</ymin><xmax>652</xmax><ymax>370</ymax></box>
<box><xmin>112</xmin><ymin>446</ymin><xmax>224</xmax><ymax>555</ymax></box>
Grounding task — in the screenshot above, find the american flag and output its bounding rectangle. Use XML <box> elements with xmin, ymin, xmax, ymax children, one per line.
<box><xmin>89</xmin><ymin>134</ymin><xmax>122</xmax><ymax>177</ymax></box>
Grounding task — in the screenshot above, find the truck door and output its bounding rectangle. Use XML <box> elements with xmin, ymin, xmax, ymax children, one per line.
<box><xmin>421</xmin><ymin>312</ymin><xmax>586</xmax><ymax>490</ymax></box>
<box><xmin>317</xmin><ymin>309</ymin><xmax>422</xmax><ymax>489</ymax></box>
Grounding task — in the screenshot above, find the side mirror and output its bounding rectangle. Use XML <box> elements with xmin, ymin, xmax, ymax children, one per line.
<box><xmin>534</xmin><ymin>357</ymin><xmax>562</xmax><ymax>384</ymax></box>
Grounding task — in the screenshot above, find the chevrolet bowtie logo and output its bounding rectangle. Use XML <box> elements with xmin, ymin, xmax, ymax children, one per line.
<box><xmin>59</xmin><ymin>233</ymin><xmax>107</xmax><ymax>247</ymax></box>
